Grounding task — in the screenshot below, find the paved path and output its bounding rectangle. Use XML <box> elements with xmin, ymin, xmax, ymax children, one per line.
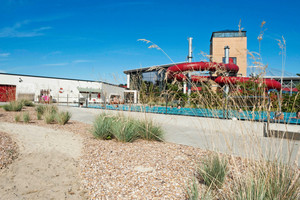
<box><xmin>59</xmin><ymin>106</ymin><xmax>300</xmax><ymax>166</ymax></box>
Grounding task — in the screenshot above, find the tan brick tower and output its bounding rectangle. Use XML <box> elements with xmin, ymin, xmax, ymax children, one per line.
<box><xmin>210</xmin><ymin>30</ymin><xmax>247</xmax><ymax>76</ymax></box>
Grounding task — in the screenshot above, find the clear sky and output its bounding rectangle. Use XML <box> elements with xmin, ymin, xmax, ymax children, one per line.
<box><xmin>0</xmin><ymin>0</ymin><xmax>299</xmax><ymax>84</ymax></box>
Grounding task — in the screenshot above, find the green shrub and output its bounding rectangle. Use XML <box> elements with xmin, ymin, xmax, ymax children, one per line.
<box><xmin>137</xmin><ymin>120</ymin><xmax>163</xmax><ymax>141</ymax></box>
<box><xmin>186</xmin><ymin>178</ymin><xmax>199</xmax><ymax>200</ymax></box>
<box><xmin>56</xmin><ymin>111</ymin><xmax>71</xmax><ymax>125</ymax></box>
<box><xmin>112</xmin><ymin>117</ymin><xmax>139</xmax><ymax>142</ymax></box>
<box><xmin>3</xmin><ymin>101</ymin><xmax>23</xmax><ymax>111</ymax></box>
<box><xmin>92</xmin><ymin>113</ymin><xmax>164</xmax><ymax>143</ymax></box>
<box><xmin>45</xmin><ymin>105</ymin><xmax>58</xmax><ymax>114</ymax></box>
<box><xmin>35</xmin><ymin>105</ymin><xmax>46</xmax><ymax>115</ymax></box>
<box><xmin>21</xmin><ymin>99</ymin><xmax>35</xmax><ymax>107</ymax></box>
<box><xmin>232</xmin><ymin>162</ymin><xmax>299</xmax><ymax>200</ymax></box>
<box><xmin>44</xmin><ymin>111</ymin><xmax>56</xmax><ymax>124</ymax></box>
<box><xmin>198</xmin><ymin>154</ymin><xmax>228</xmax><ymax>189</ymax></box>
<box><xmin>37</xmin><ymin>112</ymin><xmax>42</xmax><ymax>120</ymax></box>
<box><xmin>14</xmin><ymin>114</ymin><xmax>21</xmax><ymax>122</ymax></box>
<box><xmin>92</xmin><ymin>113</ymin><xmax>116</xmax><ymax>139</ymax></box>
<box><xmin>23</xmin><ymin>112</ymin><xmax>30</xmax><ymax>123</ymax></box>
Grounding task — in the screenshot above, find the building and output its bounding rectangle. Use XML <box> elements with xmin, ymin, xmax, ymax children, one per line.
<box><xmin>0</xmin><ymin>73</ymin><xmax>127</xmax><ymax>103</ymax></box>
<box><xmin>210</xmin><ymin>30</ymin><xmax>247</xmax><ymax>76</ymax></box>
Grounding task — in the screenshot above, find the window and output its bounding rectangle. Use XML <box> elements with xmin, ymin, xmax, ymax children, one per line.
<box><xmin>222</xmin><ymin>57</ymin><xmax>237</xmax><ymax>64</ymax></box>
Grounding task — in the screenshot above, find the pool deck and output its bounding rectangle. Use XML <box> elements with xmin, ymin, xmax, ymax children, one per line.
<box><xmin>59</xmin><ymin>105</ymin><xmax>300</xmax><ymax>166</ymax></box>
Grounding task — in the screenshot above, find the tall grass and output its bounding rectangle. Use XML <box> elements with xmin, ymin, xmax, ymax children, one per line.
<box><xmin>92</xmin><ymin>113</ymin><xmax>164</xmax><ymax>142</ymax></box>
<box><xmin>137</xmin><ymin>119</ymin><xmax>163</xmax><ymax>141</ymax></box>
<box><xmin>23</xmin><ymin>112</ymin><xmax>30</xmax><ymax>123</ymax></box>
<box><xmin>92</xmin><ymin>113</ymin><xmax>116</xmax><ymax>139</ymax></box>
<box><xmin>198</xmin><ymin>154</ymin><xmax>228</xmax><ymax>189</ymax></box>
<box><xmin>3</xmin><ymin>101</ymin><xmax>23</xmax><ymax>111</ymax></box>
<box><xmin>56</xmin><ymin>111</ymin><xmax>71</xmax><ymax>125</ymax></box>
<box><xmin>112</xmin><ymin>117</ymin><xmax>139</xmax><ymax>142</ymax></box>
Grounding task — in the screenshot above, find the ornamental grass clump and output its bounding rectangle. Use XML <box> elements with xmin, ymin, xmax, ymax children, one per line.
<box><xmin>112</xmin><ymin>117</ymin><xmax>139</xmax><ymax>143</ymax></box>
<box><xmin>56</xmin><ymin>111</ymin><xmax>71</xmax><ymax>125</ymax></box>
<box><xmin>92</xmin><ymin>113</ymin><xmax>116</xmax><ymax>139</ymax></box>
<box><xmin>137</xmin><ymin>119</ymin><xmax>163</xmax><ymax>141</ymax></box>
<box><xmin>92</xmin><ymin>113</ymin><xmax>164</xmax><ymax>142</ymax></box>
<box><xmin>21</xmin><ymin>99</ymin><xmax>35</xmax><ymax>107</ymax></box>
<box><xmin>44</xmin><ymin>110</ymin><xmax>56</xmax><ymax>124</ymax></box>
<box><xmin>23</xmin><ymin>112</ymin><xmax>30</xmax><ymax>123</ymax></box>
<box><xmin>14</xmin><ymin>114</ymin><xmax>21</xmax><ymax>122</ymax></box>
<box><xmin>198</xmin><ymin>153</ymin><xmax>228</xmax><ymax>189</ymax></box>
<box><xmin>35</xmin><ymin>105</ymin><xmax>46</xmax><ymax>115</ymax></box>
<box><xmin>233</xmin><ymin>162</ymin><xmax>300</xmax><ymax>200</ymax></box>
<box><xmin>3</xmin><ymin>101</ymin><xmax>23</xmax><ymax>112</ymax></box>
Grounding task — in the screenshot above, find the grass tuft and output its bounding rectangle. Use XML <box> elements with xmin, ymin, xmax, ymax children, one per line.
<box><xmin>14</xmin><ymin>114</ymin><xmax>21</xmax><ymax>122</ymax></box>
<box><xmin>21</xmin><ymin>99</ymin><xmax>35</xmax><ymax>107</ymax></box>
<box><xmin>3</xmin><ymin>101</ymin><xmax>23</xmax><ymax>112</ymax></box>
<box><xmin>112</xmin><ymin>117</ymin><xmax>139</xmax><ymax>142</ymax></box>
<box><xmin>23</xmin><ymin>112</ymin><xmax>30</xmax><ymax>123</ymax></box>
<box><xmin>92</xmin><ymin>113</ymin><xmax>116</xmax><ymax>139</ymax></box>
<box><xmin>56</xmin><ymin>111</ymin><xmax>72</xmax><ymax>125</ymax></box>
<box><xmin>44</xmin><ymin>110</ymin><xmax>56</xmax><ymax>124</ymax></box>
<box><xmin>198</xmin><ymin>153</ymin><xmax>228</xmax><ymax>189</ymax></box>
<box><xmin>137</xmin><ymin>119</ymin><xmax>163</xmax><ymax>141</ymax></box>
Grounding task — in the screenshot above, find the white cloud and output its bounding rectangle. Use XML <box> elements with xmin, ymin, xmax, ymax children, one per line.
<box><xmin>0</xmin><ymin>53</ymin><xmax>10</xmax><ymax>57</ymax></box>
<box><xmin>72</xmin><ymin>60</ymin><xmax>94</xmax><ymax>64</ymax></box>
<box><xmin>0</xmin><ymin>70</ymin><xmax>6</xmax><ymax>73</ymax></box>
<box><xmin>44</xmin><ymin>63</ymin><xmax>68</xmax><ymax>66</ymax></box>
<box><xmin>0</xmin><ymin>20</ymin><xmax>52</xmax><ymax>38</ymax></box>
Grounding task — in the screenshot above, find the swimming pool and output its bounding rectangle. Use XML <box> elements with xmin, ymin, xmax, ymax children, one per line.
<box><xmin>87</xmin><ymin>104</ymin><xmax>300</xmax><ymax>125</ymax></box>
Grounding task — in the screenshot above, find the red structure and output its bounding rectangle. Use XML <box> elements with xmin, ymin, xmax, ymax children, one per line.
<box><xmin>0</xmin><ymin>85</ymin><xmax>16</xmax><ymax>102</ymax></box>
<box><xmin>167</xmin><ymin>62</ymin><xmax>282</xmax><ymax>90</ymax></box>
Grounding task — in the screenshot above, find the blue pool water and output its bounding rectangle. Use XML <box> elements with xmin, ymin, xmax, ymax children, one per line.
<box><xmin>87</xmin><ymin>104</ymin><xmax>300</xmax><ymax>125</ymax></box>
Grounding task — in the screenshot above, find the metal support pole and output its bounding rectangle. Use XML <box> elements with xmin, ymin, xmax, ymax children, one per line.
<box><xmin>67</xmin><ymin>94</ymin><xmax>69</xmax><ymax>106</ymax></box>
<box><xmin>187</xmin><ymin>37</ymin><xmax>193</xmax><ymax>97</ymax></box>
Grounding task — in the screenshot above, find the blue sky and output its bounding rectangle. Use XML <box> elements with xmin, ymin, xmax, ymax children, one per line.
<box><xmin>0</xmin><ymin>0</ymin><xmax>299</xmax><ymax>84</ymax></box>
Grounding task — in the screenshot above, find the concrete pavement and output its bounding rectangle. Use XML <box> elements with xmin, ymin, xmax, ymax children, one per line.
<box><xmin>59</xmin><ymin>106</ymin><xmax>300</xmax><ymax>166</ymax></box>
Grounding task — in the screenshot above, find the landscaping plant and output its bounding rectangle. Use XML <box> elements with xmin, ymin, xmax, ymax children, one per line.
<box><xmin>23</xmin><ymin>112</ymin><xmax>30</xmax><ymax>123</ymax></box>
<box><xmin>56</xmin><ymin>111</ymin><xmax>71</xmax><ymax>125</ymax></box>
<box><xmin>3</xmin><ymin>101</ymin><xmax>23</xmax><ymax>112</ymax></box>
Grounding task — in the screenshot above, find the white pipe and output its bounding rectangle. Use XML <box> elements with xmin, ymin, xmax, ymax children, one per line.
<box><xmin>126</xmin><ymin>74</ymin><xmax>130</xmax><ymax>89</ymax></box>
<box><xmin>224</xmin><ymin>46</ymin><xmax>230</xmax><ymax>64</ymax></box>
<box><xmin>187</xmin><ymin>37</ymin><xmax>193</xmax><ymax>96</ymax></box>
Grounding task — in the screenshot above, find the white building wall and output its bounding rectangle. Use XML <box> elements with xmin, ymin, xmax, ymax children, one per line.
<box><xmin>0</xmin><ymin>73</ymin><xmax>125</xmax><ymax>103</ymax></box>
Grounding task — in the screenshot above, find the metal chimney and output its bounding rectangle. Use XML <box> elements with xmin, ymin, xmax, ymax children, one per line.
<box><xmin>188</xmin><ymin>37</ymin><xmax>193</xmax><ymax>63</ymax></box>
<box><xmin>224</xmin><ymin>46</ymin><xmax>230</xmax><ymax>64</ymax></box>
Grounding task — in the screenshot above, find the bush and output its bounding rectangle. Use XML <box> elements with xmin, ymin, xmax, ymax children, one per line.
<box><xmin>92</xmin><ymin>113</ymin><xmax>116</xmax><ymax>139</ymax></box>
<box><xmin>23</xmin><ymin>112</ymin><xmax>30</xmax><ymax>123</ymax></box>
<box><xmin>45</xmin><ymin>105</ymin><xmax>58</xmax><ymax>114</ymax></box>
<box><xmin>44</xmin><ymin>111</ymin><xmax>56</xmax><ymax>124</ymax></box>
<box><xmin>56</xmin><ymin>111</ymin><xmax>71</xmax><ymax>125</ymax></box>
<box><xmin>92</xmin><ymin>113</ymin><xmax>164</xmax><ymax>142</ymax></box>
<box><xmin>234</xmin><ymin>162</ymin><xmax>300</xmax><ymax>200</ymax></box>
<box><xmin>198</xmin><ymin>154</ymin><xmax>228</xmax><ymax>189</ymax></box>
<box><xmin>137</xmin><ymin>120</ymin><xmax>163</xmax><ymax>141</ymax></box>
<box><xmin>112</xmin><ymin>117</ymin><xmax>139</xmax><ymax>142</ymax></box>
<box><xmin>21</xmin><ymin>99</ymin><xmax>35</xmax><ymax>107</ymax></box>
<box><xmin>35</xmin><ymin>105</ymin><xmax>46</xmax><ymax>115</ymax></box>
<box><xmin>14</xmin><ymin>114</ymin><xmax>21</xmax><ymax>122</ymax></box>
<box><xmin>3</xmin><ymin>101</ymin><xmax>23</xmax><ymax>112</ymax></box>
<box><xmin>37</xmin><ymin>112</ymin><xmax>42</xmax><ymax>120</ymax></box>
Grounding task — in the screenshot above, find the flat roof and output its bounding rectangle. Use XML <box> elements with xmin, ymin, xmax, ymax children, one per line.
<box><xmin>0</xmin><ymin>72</ymin><xmax>122</xmax><ymax>88</ymax></box>
<box><xmin>123</xmin><ymin>62</ymin><xmax>185</xmax><ymax>74</ymax></box>
<box><xmin>210</xmin><ymin>30</ymin><xmax>246</xmax><ymax>41</ymax></box>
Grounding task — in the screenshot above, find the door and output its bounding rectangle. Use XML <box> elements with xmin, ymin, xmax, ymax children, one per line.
<box><xmin>0</xmin><ymin>85</ymin><xmax>16</xmax><ymax>102</ymax></box>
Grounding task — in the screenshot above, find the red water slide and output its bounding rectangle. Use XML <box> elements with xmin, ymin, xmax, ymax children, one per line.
<box><xmin>167</xmin><ymin>62</ymin><xmax>281</xmax><ymax>90</ymax></box>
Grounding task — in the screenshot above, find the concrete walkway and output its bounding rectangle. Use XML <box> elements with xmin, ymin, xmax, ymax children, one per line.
<box><xmin>59</xmin><ymin>106</ymin><xmax>300</xmax><ymax>166</ymax></box>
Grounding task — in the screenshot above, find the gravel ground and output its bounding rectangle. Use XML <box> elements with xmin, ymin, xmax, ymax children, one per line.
<box><xmin>1</xmin><ymin>106</ymin><xmax>299</xmax><ymax>199</ymax></box>
<box><xmin>0</xmin><ymin>131</ymin><xmax>18</xmax><ymax>169</ymax></box>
